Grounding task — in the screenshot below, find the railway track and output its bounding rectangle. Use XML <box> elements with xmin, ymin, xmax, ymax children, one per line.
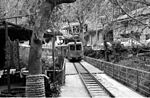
<box><xmin>73</xmin><ymin>62</ymin><xmax>114</xmax><ymax>98</ymax></box>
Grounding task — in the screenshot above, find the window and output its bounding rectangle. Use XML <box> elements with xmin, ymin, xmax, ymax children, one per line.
<box><xmin>146</xmin><ymin>34</ymin><xmax>150</xmax><ymax>40</ymax></box>
<box><xmin>73</xmin><ymin>26</ymin><xmax>76</xmax><ymax>32</ymax></box>
<box><xmin>70</xmin><ymin>45</ymin><xmax>75</xmax><ymax>50</ymax></box>
<box><xmin>76</xmin><ymin>44</ymin><xmax>81</xmax><ymax>50</ymax></box>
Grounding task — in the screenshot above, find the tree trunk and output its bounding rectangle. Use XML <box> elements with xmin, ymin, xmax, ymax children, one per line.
<box><xmin>103</xmin><ymin>23</ymin><xmax>112</xmax><ymax>61</ymax></box>
<box><xmin>79</xmin><ymin>22</ymin><xmax>85</xmax><ymax>45</ymax></box>
<box><xmin>26</xmin><ymin>2</ymin><xmax>54</xmax><ymax>97</ymax></box>
<box><xmin>25</xmin><ymin>0</ymin><xmax>76</xmax><ymax>97</ymax></box>
<box><xmin>103</xmin><ymin>34</ymin><xmax>109</xmax><ymax>61</ymax></box>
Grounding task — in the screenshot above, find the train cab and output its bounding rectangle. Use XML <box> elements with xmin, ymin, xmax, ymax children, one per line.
<box><xmin>67</xmin><ymin>42</ymin><xmax>83</xmax><ymax>61</ymax></box>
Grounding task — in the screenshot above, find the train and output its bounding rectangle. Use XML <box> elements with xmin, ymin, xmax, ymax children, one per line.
<box><xmin>57</xmin><ymin>22</ymin><xmax>87</xmax><ymax>61</ymax></box>
<box><xmin>55</xmin><ymin>36</ymin><xmax>83</xmax><ymax>62</ymax></box>
<box><xmin>66</xmin><ymin>41</ymin><xmax>83</xmax><ymax>61</ymax></box>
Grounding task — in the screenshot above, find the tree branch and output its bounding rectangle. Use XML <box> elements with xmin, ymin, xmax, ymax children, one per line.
<box><xmin>132</xmin><ymin>0</ymin><xmax>150</xmax><ymax>6</ymax></box>
<box><xmin>47</xmin><ymin>0</ymin><xmax>76</xmax><ymax>5</ymax></box>
<box><xmin>114</xmin><ymin>0</ymin><xmax>150</xmax><ymax>28</ymax></box>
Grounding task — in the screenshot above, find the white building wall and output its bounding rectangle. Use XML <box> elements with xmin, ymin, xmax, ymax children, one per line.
<box><xmin>88</xmin><ymin>33</ymin><xmax>104</xmax><ymax>50</ymax></box>
<box><xmin>113</xmin><ymin>18</ymin><xmax>150</xmax><ymax>44</ymax></box>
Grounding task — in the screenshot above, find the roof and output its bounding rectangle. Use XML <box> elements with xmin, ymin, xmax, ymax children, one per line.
<box><xmin>0</xmin><ymin>21</ymin><xmax>32</xmax><ymax>41</ymax></box>
<box><xmin>0</xmin><ymin>21</ymin><xmax>33</xmax><ymax>70</ymax></box>
<box><xmin>116</xmin><ymin>6</ymin><xmax>150</xmax><ymax>22</ymax></box>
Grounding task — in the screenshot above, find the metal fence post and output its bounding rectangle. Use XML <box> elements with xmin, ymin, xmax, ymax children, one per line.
<box><xmin>100</xmin><ymin>62</ymin><xmax>102</xmax><ymax>70</ymax></box>
<box><xmin>125</xmin><ymin>68</ymin><xmax>127</xmax><ymax>84</ymax></box>
<box><xmin>118</xmin><ymin>66</ymin><xmax>120</xmax><ymax>80</ymax></box>
<box><xmin>104</xmin><ymin>62</ymin><xmax>106</xmax><ymax>73</ymax></box>
<box><xmin>112</xmin><ymin>64</ymin><xmax>114</xmax><ymax>78</ymax></box>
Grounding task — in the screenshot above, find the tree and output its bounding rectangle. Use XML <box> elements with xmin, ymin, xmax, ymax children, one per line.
<box><xmin>25</xmin><ymin>0</ymin><xmax>76</xmax><ymax>97</ymax></box>
<box><xmin>0</xmin><ymin>1</ymin><xmax>75</xmax><ymax>96</ymax></box>
<box><xmin>0</xmin><ymin>0</ymin><xmax>5</xmax><ymax>20</ymax></box>
<box><xmin>97</xmin><ymin>0</ymin><xmax>150</xmax><ymax>61</ymax></box>
<box><xmin>61</xmin><ymin>0</ymin><xmax>98</xmax><ymax>45</ymax></box>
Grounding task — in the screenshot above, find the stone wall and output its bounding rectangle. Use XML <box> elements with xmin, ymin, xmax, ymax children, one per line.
<box><xmin>26</xmin><ymin>74</ymin><xmax>45</xmax><ymax>97</ymax></box>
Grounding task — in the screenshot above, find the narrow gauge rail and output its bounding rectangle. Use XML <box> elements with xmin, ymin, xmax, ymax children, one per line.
<box><xmin>73</xmin><ymin>62</ymin><xmax>114</xmax><ymax>98</ymax></box>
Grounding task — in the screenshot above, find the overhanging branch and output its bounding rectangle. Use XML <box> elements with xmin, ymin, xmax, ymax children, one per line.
<box><xmin>132</xmin><ymin>0</ymin><xmax>150</xmax><ymax>6</ymax></box>
<box><xmin>115</xmin><ymin>0</ymin><xmax>150</xmax><ymax>28</ymax></box>
<box><xmin>46</xmin><ymin>0</ymin><xmax>76</xmax><ymax>5</ymax></box>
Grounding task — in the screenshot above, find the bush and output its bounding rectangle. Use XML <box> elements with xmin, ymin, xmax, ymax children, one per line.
<box><xmin>49</xmin><ymin>82</ymin><xmax>61</xmax><ymax>97</ymax></box>
<box><xmin>41</xmin><ymin>57</ymin><xmax>53</xmax><ymax>73</ymax></box>
<box><xmin>44</xmin><ymin>77</ymin><xmax>61</xmax><ymax>97</ymax></box>
<box><xmin>118</xmin><ymin>56</ymin><xmax>150</xmax><ymax>71</ymax></box>
<box><xmin>110</xmin><ymin>42</ymin><xmax>128</xmax><ymax>62</ymax></box>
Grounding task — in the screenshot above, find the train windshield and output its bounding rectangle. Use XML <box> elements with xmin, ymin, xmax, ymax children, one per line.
<box><xmin>76</xmin><ymin>44</ymin><xmax>81</xmax><ymax>50</ymax></box>
<box><xmin>70</xmin><ymin>45</ymin><xmax>75</xmax><ymax>50</ymax></box>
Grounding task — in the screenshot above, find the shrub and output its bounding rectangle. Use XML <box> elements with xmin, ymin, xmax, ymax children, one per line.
<box><xmin>111</xmin><ymin>42</ymin><xmax>128</xmax><ymax>62</ymax></box>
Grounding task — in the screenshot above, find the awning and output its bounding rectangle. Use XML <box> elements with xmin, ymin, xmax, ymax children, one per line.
<box><xmin>0</xmin><ymin>21</ymin><xmax>32</xmax><ymax>41</ymax></box>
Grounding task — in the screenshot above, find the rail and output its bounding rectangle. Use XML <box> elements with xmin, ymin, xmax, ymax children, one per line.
<box><xmin>84</xmin><ymin>56</ymin><xmax>150</xmax><ymax>97</ymax></box>
<box><xmin>73</xmin><ymin>62</ymin><xmax>114</xmax><ymax>97</ymax></box>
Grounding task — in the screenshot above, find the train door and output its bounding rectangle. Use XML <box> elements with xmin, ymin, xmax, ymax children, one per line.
<box><xmin>68</xmin><ymin>43</ymin><xmax>74</xmax><ymax>60</ymax></box>
<box><xmin>76</xmin><ymin>43</ymin><xmax>83</xmax><ymax>60</ymax></box>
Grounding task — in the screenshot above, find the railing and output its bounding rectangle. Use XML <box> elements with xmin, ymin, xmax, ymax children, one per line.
<box><xmin>84</xmin><ymin>56</ymin><xmax>150</xmax><ymax>97</ymax></box>
<box><xmin>45</xmin><ymin>59</ymin><xmax>66</xmax><ymax>85</ymax></box>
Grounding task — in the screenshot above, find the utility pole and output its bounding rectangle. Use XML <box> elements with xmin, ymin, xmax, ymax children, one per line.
<box><xmin>52</xmin><ymin>30</ymin><xmax>55</xmax><ymax>82</ymax></box>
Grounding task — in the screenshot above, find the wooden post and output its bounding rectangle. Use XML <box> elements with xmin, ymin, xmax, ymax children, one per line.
<box><xmin>5</xmin><ymin>22</ymin><xmax>11</xmax><ymax>94</ymax></box>
<box><xmin>16</xmin><ymin>40</ymin><xmax>20</xmax><ymax>70</ymax></box>
<box><xmin>7</xmin><ymin>65</ymin><xmax>11</xmax><ymax>94</ymax></box>
<box><xmin>15</xmin><ymin>18</ymin><xmax>17</xmax><ymax>25</ymax></box>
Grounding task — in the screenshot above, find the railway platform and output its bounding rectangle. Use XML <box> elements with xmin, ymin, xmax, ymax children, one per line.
<box><xmin>60</xmin><ymin>59</ymin><xmax>145</xmax><ymax>98</ymax></box>
<box><xmin>60</xmin><ymin>59</ymin><xmax>89</xmax><ymax>97</ymax></box>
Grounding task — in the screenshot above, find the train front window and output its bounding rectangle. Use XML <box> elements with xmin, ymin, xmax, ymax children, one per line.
<box><xmin>70</xmin><ymin>45</ymin><xmax>75</xmax><ymax>50</ymax></box>
<box><xmin>76</xmin><ymin>44</ymin><xmax>81</xmax><ymax>50</ymax></box>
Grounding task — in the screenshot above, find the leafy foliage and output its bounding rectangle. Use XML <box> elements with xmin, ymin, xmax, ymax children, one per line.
<box><xmin>45</xmin><ymin>77</ymin><xmax>61</xmax><ymax>97</ymax></box>
<box><xmin>49</xmin><ymin>82</ymin><xmax>61</xmax><ymax>97</ymax></box>
<box><xmin>84</xmin><ymin>47</ymin><xmax>105</xmax><ymax>60</ymax></box>
<box><xmin>118</xmin><ymin>55</ymin><xmax>150</xmax><ymax>71</ymax></box>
